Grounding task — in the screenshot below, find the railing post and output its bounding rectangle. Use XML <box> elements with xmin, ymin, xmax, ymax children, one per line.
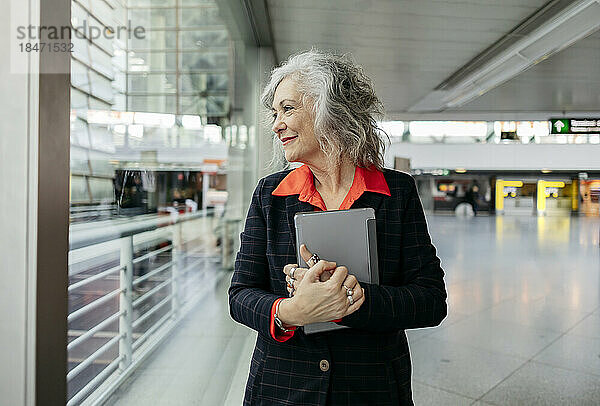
<box><xmin>171</xmin><ymin>222</ymin><xmax>183</xmax><ymax>318</ymax></box>
<box><xmin>119</xmin><ymin>236</ymin><xmax>134</xmax><ymax>371</ymax></box>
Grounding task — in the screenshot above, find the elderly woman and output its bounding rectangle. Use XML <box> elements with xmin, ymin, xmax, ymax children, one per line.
<box><xmin>229</xmin><ymin>50</ymin><xmax>447</xmax><ymax>405</ymax></box>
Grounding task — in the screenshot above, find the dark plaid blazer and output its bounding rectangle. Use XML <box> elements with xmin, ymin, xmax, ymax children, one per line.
<box><xmin>229</xmin><ymin>168</ymin><xmax>447</xmax><ymax>405</ymax></box>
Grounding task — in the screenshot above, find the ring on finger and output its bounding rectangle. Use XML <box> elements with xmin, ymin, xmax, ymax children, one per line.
<box><xmin>347</xmin><ymin>295</ymin><xmax>354</xmax><ymax>305</ymax></box>
<box><xmin>289</xmin><ymin>267</ymin><xmax>297</xmax><ymax>279</ymax></box>
<box><xmin>308</xmin><ymin>253</ymin><xmax>320</xmax><ymax>267</ymax></box>
<box><xmin>343</xmin><ymin>285</ymin><xmax>353</xmax><ymax>297</ymax></box>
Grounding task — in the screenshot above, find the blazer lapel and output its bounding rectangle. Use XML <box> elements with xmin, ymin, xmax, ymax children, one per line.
<box><xmin>285</xmin><ymin>195</ymin><xmax>314</xmax><ymax>255</ymax></box>
<box><xmin>352</xmin><ymin>191</ymin><xmax>385</xmax><ymax>213</ymax></box>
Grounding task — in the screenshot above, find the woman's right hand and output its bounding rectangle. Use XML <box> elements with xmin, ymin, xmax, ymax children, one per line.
<box><xmin>278</xmin><ymin>260</ymin><xmax>365</xmax><ymax>326</ymax></box>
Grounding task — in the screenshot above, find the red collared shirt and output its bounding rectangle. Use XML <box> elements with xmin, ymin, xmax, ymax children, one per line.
<box><xmin>269</xmin><ymin>165</ymin><xmax>391</xmax><ymax>341</ymax></box>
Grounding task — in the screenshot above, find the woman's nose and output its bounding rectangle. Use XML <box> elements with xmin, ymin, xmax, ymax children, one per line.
<box><xmin>272</xmin><ymin>115</ymin><xmax>286</xmax><ymax>134</ymax></box>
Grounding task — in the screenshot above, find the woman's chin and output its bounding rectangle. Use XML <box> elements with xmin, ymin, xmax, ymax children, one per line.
<box><xmin>284</xmin><ymin>151</ymin><xmax>297</xmax><ymax>163</ymax></box>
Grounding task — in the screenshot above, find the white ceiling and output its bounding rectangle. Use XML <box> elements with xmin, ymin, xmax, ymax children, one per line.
<box><xmin>266</xmin><ymin>0</ymin><xmax>600</xmax><ymax>119</ymax></box>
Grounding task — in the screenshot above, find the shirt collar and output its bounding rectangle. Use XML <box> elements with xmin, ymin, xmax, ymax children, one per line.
<box><xmin>272</xmin><ymin>164</ymin><xmax>390</xmax><ymax>210</ymax></box>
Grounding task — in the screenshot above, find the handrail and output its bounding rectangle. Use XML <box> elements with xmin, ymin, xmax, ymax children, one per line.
<box><xmin>133</xmin><ymin>244</ymin><xmax>173</xmax><ymax>264</ymax></box>
<box><xmin>69</xmin><ymin>209</ymin><xmax>218</xmax><ymax>251</ymax></box>
<box><xmin>132</xmin><ymin>311</ymin><xmax>172</xmax><ymax>352</ymax></box>
<box><xmin>132</xmin><ymin>261</ymin><xmax>173</xmax><ymax>287</ymax></box>
<box><xmin>66</xmin><ymin>355</ymin><xmax>124</xmax><ymax>406</ymax></box>
<box><xmin>67</xmin><ymin>332</ymin><xmax>125</xmax><ymax>381</ymax></box>
<box><xmin>67</xmin><ymin>287</ymin><xmax>124</xmax><ymax>323</ymax></box>
<box><xmin>68</xmin><ymin>264</ymin><xmax>124</xmax><ymax>292</ymax></box>
<box><xmin>67</xmin><ymin>310</ymin><xmax>124</xmax><ymax>351</ymax></box>
<box><xmin>66</xmin><ymin>212</ymin><xmax>234</xmax><ymax>405</ymax></box>
<box><xmin>132</xmin><ymin>278</ymin><xmax>172</xmax><ymax>308</ymax></box>
<box><xmin>132</xmin><ymin>295</ymin><xmax>173</xmax><ymax>329</ymax></box>
<box><xmin>179</xmin><ymin>256</ymin><xmax>207</xmax><ymax>277</ymax></box>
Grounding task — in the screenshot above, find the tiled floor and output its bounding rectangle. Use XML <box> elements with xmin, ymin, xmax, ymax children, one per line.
<box><xmin>106</xmin><ymin>215</ymin><xmax>600</xmax><ymax>405</ymax></box>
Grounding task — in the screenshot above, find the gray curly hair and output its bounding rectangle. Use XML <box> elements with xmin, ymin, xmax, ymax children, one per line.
<box><xmin>261</xmin><ymin>49</ymin><xmax>388</xmax><ymax>171</ymax></box>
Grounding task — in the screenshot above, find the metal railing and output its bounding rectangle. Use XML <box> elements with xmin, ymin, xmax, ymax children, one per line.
<box><xmin>66</xmin><ymin>209</ymin><xmax>232</xmax><ymax>405</ymax></box>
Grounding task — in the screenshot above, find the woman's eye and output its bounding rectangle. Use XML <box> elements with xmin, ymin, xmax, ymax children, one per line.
<box><xmin>283</xmin><ymin>105</ymin><xmax>293</xmax><ymax>112</ymax></box>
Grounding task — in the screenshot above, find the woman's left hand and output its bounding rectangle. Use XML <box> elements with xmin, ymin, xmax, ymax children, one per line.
<box><xmin>283</xmin><ymin>244</ymin><xmax>364</xmax><ymax>308</ymax></box>
<box><xmin>283</xmin><ymin>244</ymin><xmax>335</xmax><ymax>295</ymax></box>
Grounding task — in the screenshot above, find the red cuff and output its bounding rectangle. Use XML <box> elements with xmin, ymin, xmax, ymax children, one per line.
<box><xmin>270</xmin><ymin>298</ymin><xmax>296</xmax><ymax>342</ymax></box>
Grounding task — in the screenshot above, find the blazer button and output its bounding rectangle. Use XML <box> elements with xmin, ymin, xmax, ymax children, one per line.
<box><xmin>319</xmin><ymin>359</ymin><xmax>330</xmax><ymax>372</ymax></box>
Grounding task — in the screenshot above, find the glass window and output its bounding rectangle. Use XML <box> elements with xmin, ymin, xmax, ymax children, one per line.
<box><xmin>71</xmin><ymin>60</ymin><xmax>91</xmax><ymax>93</ymax></box>
<box><xmin>69</xmin><ymin>174</ymin><xmax>90</xmax><ymax>203</ymax></box>
<box><xmin>68</xmin><ymin>1</ymin><xmax>233</xmax><ymax>401</ymax></box>
<box><xmin>89</xmin><ymin>124</ymin><xmax>116</xmax><ymax>153</ymax></box>
<box><xmin>130</xmin><ymin>8</ymin><xmax>177</xmax><ymax>29</ymax></box>
<box><xmin>70</xmin><ymin>118</ymin><xmax>91</xmax><ymax>148</ymax></box>
<box><xmin>89</xmin><ymin>44</ymin><xmax>114</xmax><ymax>78</ymax></box>
<box><xmin>179</xmin><ymin>6</ymin><xmax>221</xmax><ymax>27</ymax></box>
<box><xmin>180</xmin><ymin>72</ymin><xmax>228</xmax><ymax>93</ymax></box>
<box><xmin>179</xmin><ymin>30</ymin><xmax>228</xmax><ymax>49</ymax></box>
<box><xmin>87</xmin><ymin>177</ymin><xmax>115</xmax><ymax>202</ymax></box>
<box><xmin>71</xmin><ymin>36</ymin><xmax>90</xmax><ymax>66</ymax></box>
<box><xmin>181</xmin><ymin>51</ymin><xmax>229</xmax><ymax>71</ymax></box>
<box><xmin>71</xmin><ymin>88</ymin><xmax>89</xmax><ymax>110</ymax></box>
<box><xmin>130</xmin><ymin>30</ymin><xmax>177</xmax><ymax>51</ymax></box>
<box><xmin>88</xmin><ymin>15</ymin><xmax>114</xmax><ymax>55</ymax></box>
<box><xmin>129</xmin><ymin>73</ymin><xmax>177</xmax><ymax>95</ymax></box>
<box><xmin>180</xmin><ymin>0</ymin><xmax>215</xmax><ymax>5</ymax></box>
<box><xmin>89</xmin><ymin>71</ymin><xmax>114</xmax><ymax>103</ymax></box>
<box><xmin>179</xmin><ymin>95</ymin><xmax>228</xmax><ymax>116</ymax></box>
<box><xmin>129</xmin><ymin>95</ymin><xmax>177</xmax><ymax>113</ymax></box>
<box><xmin>128</xmin><ymin>51</ymin><xmax>177</xmax><ymax>72</ymax></box>
<box><xmin>129</xmin><ymin>0</ymin><xmax>176</xmax><ymax>6</ymax></box>
<box><xmin>93</xmin><ymin>0</ymin><xmax>125</xmax><ymax>27</ymax></box>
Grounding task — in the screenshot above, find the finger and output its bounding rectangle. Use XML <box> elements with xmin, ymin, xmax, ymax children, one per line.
<box><xmin>342</xmin><ymin>274</ymin><xmax>358</xmax><ymax>290</ymax></box>
<box><xmin>306</xmin><ymin>259</ymin><xmax>337</xmax><ymax>282</ymax></box>
<box><xmin>352</xmin><ymin>283</ymin><xmax>364</xmax><ymax>300</ymax></box>
<box><xmin>293</xmin><ymin>267</ymin><xmax>308</xmax><ymax>281</ymax></box>
<box><xmin>286</xmin><ymin>267</ymin><xmax>308</xmax><ymax>283</ymax></box>
<box><xmin>319</xmin><ymin>269</ymin><xmax>334</xmax><ymax>282</ymax></box>
<box><xmin>345</xmin><ymin>290</ymin><xmax>365</xmax><ymax>315</ymax></box>
<box><xmin>282</xmin><ymin>263</ymin><xmax>299</xmax><ymax>276</ymax></box>
<box><xmin>299</xmin><ymin>244</ymin><xmax>313</xmax><ymax>265</ymax></box>
<box><xmin>328</xmin><ymin>266</ymin><xmax>348</xmax><ymax>285</ymax></box>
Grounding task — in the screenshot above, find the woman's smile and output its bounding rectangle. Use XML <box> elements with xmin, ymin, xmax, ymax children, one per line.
<box><xmin>280</xmin><ymin>135</ymin><xmax>298</xmax><ymax>146</ymax></box>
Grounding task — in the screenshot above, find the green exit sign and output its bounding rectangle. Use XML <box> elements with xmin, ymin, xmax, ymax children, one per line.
<box><xmin>550</xmin><ymin>118</ymin><xmax>600</xmax><ymax>134</ymax></box>
<box><xmin>550</xmin><ymin>119</ymin><xmax>569</xmax><ymax>134</ymax></box>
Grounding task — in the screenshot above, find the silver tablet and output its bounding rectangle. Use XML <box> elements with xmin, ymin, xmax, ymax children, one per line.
<box><xmin>294</xmin><ymin>208</ymin><xmax>379</xmax><ymax>334</ymax></box>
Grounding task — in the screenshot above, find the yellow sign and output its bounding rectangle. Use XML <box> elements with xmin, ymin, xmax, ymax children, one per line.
<box><xmin>537</xmin><ymin>180</ymin><xmax>566</xmax><ymax>213</ymax></box>
<box><xmin>496</xmin><ymin>180</ymin><xmax>523</xmax><ymax>212</ymax></box>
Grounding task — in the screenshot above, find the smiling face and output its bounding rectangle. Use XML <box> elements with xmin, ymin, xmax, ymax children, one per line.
<box><xmin>271</xmin><ymin>77</ymin><xmax>322</xmax><ymax>164</ymax></box>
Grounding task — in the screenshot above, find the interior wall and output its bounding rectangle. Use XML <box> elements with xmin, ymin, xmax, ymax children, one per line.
<box><xmin>1</xmin><ymin>2</ymin><xmax>38</xmax><ymax>404</ymax></box>
<box><xmin>386</xmin><ymin>142</ymin><xmax>600</xmax><ymax>171</ymax></box>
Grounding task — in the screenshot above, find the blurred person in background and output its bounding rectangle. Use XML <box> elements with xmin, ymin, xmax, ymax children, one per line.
<box><xmin>465</xmin><ymin>183</ymin><xmax>480</xmax><ymax>216</ymax></box>
<box><xmin>229</xmin><ymin>49</ymin><xmax>447</xmax><ymax>405</ymax></box>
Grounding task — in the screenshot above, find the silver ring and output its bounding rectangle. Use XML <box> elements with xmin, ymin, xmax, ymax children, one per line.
<box><xmin>309</xmin><ymin>253</ymin><xmax>320</xmax><ymax>266</ymax></box>
<box><xmin>343</xmin><ymin>285</ymin><xmax>353</xmax><ymax>296</ymax></box>
<box><xmin>289</xmin><ymin>267</ymin><xmax>297</xmax><ymax>279</ymax></box>
<box><xmin>348</xmin><ymin>295</ymin><xmax>354</xmax><ymax>305</ymax></box>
